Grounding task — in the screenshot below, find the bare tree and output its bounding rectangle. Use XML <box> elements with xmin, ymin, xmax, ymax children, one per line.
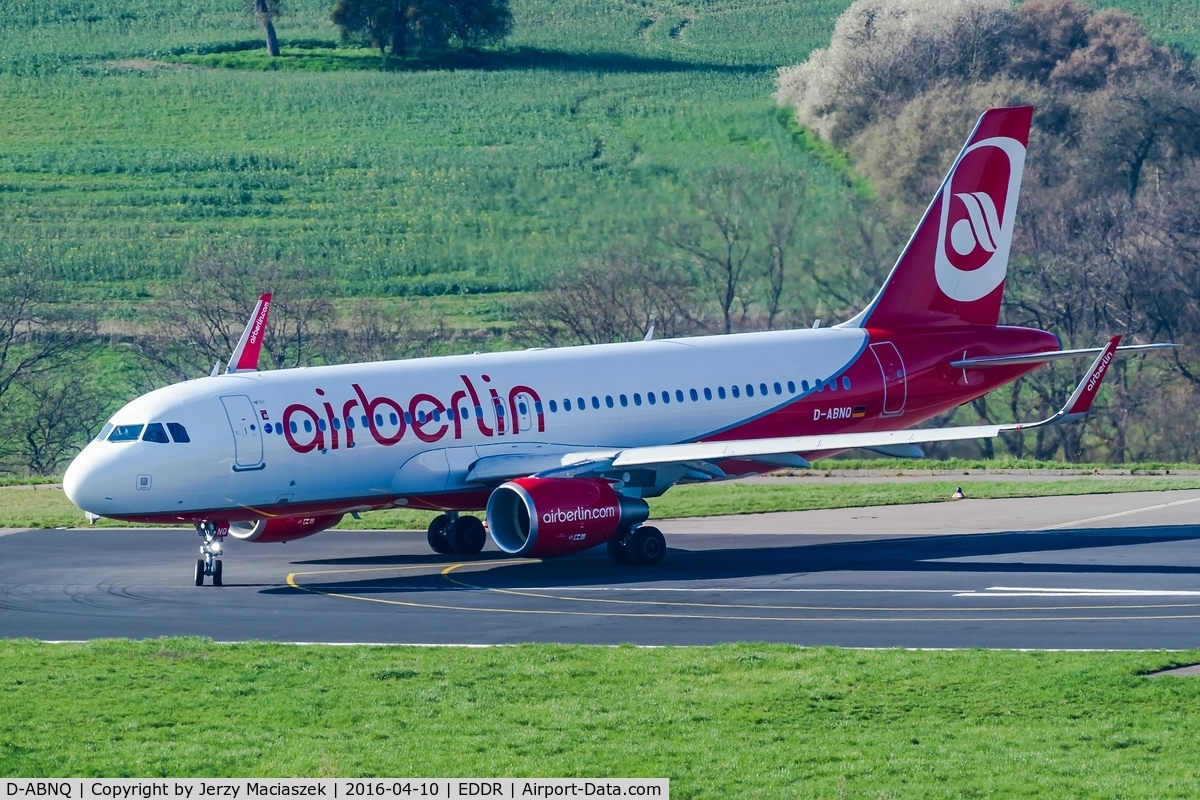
<box><xmin>6</xmin><ymin>375</ymin><xmax>112</xmax><ymax>477</ymax></box>
<box><xmin>324</xmin><ymin>300</ymin><xmax>447</xmax><ymax>364</ymax></box>
<box><xmin>668</xmin><ymin>169</ymin><xmax>759</xmax><ymax>335</ymax></box>
<box><xmin>140</xmin><ymin>248</ymin><xmax>336</xmax><ymax>383</ymax></box>
<box><xmin>247</xmin><ymin>0</ymin><xmax>282</xmax><ymax>57</ymax></box>
<box><xmin>510</xmin><ymin>253</ymin><xmax>705</xmax><ymax>347</ymax></box>
<box><xmin>0</xmin><ymin>260</ymin><xmax>95</xmax><ymax>407</ymax></box>
<box><xmin>762</xmin><ymin>173</ymin><xmax>808</xmax><ymax>330</ymax></box>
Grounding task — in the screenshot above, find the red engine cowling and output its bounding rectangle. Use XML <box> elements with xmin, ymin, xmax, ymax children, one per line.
<box><xmin>486</xmin><ymin>477</ymin><xmax>649</xmax><ymax>558</ymax></box>
<box><xmin>228</xmin><ymin>514</ymin><xmax>344</xmax><ymax>543</ymax></box>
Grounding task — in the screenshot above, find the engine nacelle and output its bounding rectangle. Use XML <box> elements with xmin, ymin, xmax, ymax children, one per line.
<box><xmin>486</xmin><ymin>477</ymin><xmax>649</xmax><ymax>558</ymax></box>
<box><xmin>228</xmin><ymin>514</ymin><xmax>344</xmax><ymax>543</ymax></box>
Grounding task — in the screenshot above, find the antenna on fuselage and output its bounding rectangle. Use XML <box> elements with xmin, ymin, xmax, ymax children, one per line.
<box><xmin>643</xmin><ymin>324</ymin><xmax>655</xmax><ymax>342</ymax></box>
<box><xmin>210</xmin><ymin>361</ymin><xmax>222</xmax><ymax>377</ymax></box>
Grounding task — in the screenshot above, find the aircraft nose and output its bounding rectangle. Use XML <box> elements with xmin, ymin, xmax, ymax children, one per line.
<box><xmin>62</xmin><ymin>444</ymin><xmax>111</xmax><ymax>515</ymax></box>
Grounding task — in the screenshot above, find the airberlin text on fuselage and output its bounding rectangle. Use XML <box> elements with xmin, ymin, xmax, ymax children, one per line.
<box><xmin>280</xmin><ymin>374</ymin><xmax>544</xmax><ymax>454</ymax></box>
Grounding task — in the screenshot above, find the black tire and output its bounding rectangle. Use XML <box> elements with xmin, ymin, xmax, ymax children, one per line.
<box><xmin>607</xmin><ymin>536</ymin><xmax>633</xmax><ymax>565</ymax></box>
<box><xmin>194</xmin><ymin>559</ymin><xmax>205</xmax><ymax>586</ymax></box>
<box><xmin>628</xmin><ymin>526</ymin><xmax>666</xmax><ymax>566</ymax></box>
<box><xmin>212</xmin><ymin>559</ymin><xmax>223</xmax><ymax>587</ymax></box>
<box><xmin>447</xmin><ymin>515</ymin><xmax>487</xmax><ymax>555</ymax></box>
<box><xmin>427</xmin><ymin>514</ymin><xmax>453</xmax><ymax>554</ymax></box>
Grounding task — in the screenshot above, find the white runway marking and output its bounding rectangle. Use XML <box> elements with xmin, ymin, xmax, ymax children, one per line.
<box><xmin>955</xmin><ymin>586</ymin><xmax>1200</xmax><ymax>598</ymax></box>
<box><xmin>1037</xmin><ymin>495</ymin><xmax>1200</xmax><ymax>531</ymax></box>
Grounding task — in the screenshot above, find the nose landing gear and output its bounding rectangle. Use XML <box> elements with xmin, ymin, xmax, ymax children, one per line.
<box><xmin>194</xmin><ymin>521</ymin><xmax>228</xmax><ymax>586</ymax></box>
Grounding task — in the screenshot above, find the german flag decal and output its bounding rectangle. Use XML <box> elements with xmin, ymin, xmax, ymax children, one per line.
<box><xmin>852</xmin><ymin>406</ymin><xmax>867</xmax><ymax>418</ymax></box>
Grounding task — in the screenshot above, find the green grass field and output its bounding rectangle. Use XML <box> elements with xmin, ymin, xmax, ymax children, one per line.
<box><xmin>5</xmin><ymin>476</ymin><xmax>1198</xmax><ymax>529</ymax></box>
<box><xmin>4</xmin><ymin>0</ymin><xmax>1196</xmax><ymax>305</ymax></box>
<box><xmin>1</xmin><ymin>640</ymin><xmax>1199</xmax><ymax>795</ymax></box>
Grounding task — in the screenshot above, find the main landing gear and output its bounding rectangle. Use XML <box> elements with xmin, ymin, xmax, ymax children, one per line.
<box><xmin>194</xmin><ymin>521</ymin><xmax>227</xmax><ymax>586</ymax></box>
<box><xmin>608</xmin><ymin>525</ymin><xmax>666</xmax><ymax>566</ymax></box>
<box><xmin>427</xmin><ymin>512</ymin><xmax>487</xmax><ymax>556</ymax></box>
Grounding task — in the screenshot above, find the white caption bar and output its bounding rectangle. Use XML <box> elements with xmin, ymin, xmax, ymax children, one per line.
<box><xmin>4</xmin><ymin>779</ymin><xmax>667</xmax><ymax>800</ymax></box>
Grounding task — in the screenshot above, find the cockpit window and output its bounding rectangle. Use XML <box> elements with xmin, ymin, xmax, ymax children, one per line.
<box><xmin>166</xmin><ymin>422</ymin><xmax>190</xmax><ymax>443</ymax></box>
<box><xmin>142</xmin><ymin>423</ymin><xmax>170</xmax><ymax>444</ymax></box>
<box><xmin>108</xmin><ymin>424</ymin><xmax>144</xmax><ymax>442</ymax></box>
<box><xmin>96</xmin><ymin>422</ymin><xmax>114</xmax><ymax>442</ymax></box>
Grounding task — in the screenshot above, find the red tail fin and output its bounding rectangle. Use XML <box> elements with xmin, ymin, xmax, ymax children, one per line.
<box><xmin>850</xmin><ymin>106</ymin><xmax>1033</xmax><ymax>331</ymax></box>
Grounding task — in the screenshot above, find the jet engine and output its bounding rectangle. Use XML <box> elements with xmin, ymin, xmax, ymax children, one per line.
<box><xmin>228</xmin><ymin>514</ymin><xmax>345</xmax><ymax>543</ymax></box>
<box><xmin>486</xmin><ymin>477</ymin><xmax>649</xmax><ymax>557</ymax></box>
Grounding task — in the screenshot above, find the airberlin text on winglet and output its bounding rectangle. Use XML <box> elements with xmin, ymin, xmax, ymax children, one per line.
<box><xmin>278</xmin><ymin>374</ymin><xmax>545</xmax><ymax>454</ymax></box>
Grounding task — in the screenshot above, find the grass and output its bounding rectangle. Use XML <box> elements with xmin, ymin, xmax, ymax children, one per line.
<box><xmin>7</xmin><ymin>476</ymin><xmax>1199</xmax><ymax>530</ymax></box>
<box><xmin>1</xmin><ymin>639</ymin><xmax>1200</xmax><ymax>794</ymax></box>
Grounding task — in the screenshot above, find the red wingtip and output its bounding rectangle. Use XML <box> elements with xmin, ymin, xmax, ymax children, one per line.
<box><xmin>1067</xmin><ymin>335</ymin><xmax>1121</xmax><ymax>415</ymax></box>
<box><xmin>228</xmin><ymin>293</ymin><xmax>272</xmax><ymax>373</ymax></box>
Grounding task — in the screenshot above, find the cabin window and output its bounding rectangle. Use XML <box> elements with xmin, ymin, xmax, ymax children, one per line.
<box><xmin>802</xmin><ymin>380</ymin><xmax>810</xmax><ymax>392</ymax></box>
<box><xmin>619</xmin><ymin>394</ymin><xmax>628</xmax><ymax>407</ymax></box>
<box><xmin>731</xmin><ymin>385</ymin><xmax>740</xmax><ymax>398</ymax></box>
<box><xmin>674</xmin><ymin>389</ymin><xmax>683</xmax><ymax>403</ymax></box>
<box><xmin>662</xmin><ymin>391</ymin><xmax>670</xmax><ymax>404</ymax></box>
<box><xmin>304</xmin><ymin>420</ymin><xmax>313</xmax><ymax>433</ymax></box>
<box><xmin>346</xmin><ymin>416</ymin><xmax>355</xmax><ymax>429</ymax></box>
<box><xmin>648</xmin><ymin>392</ymin><xmax>656</xmax><ymax>405</ymax></box>
<box><xmin>564</xmin><ymin>398</ymin><xmax>572</xmax><ymax>411</ymax></box>
<box><xmin>333</xmin><ymin>417</ymin><xmax>342</xmax><ymax>430</ymax></box>
<box><xmin>290</xmin><ymin>421</ymin><xmax>298</xmax><ymax>434</ymax></box>
<box><xmin>704</xmin><ymin>388</ymin><xmax>712</xmax><ymax>400</ymax></box>
<box><xmin>108</xmin><ymin>424</ymin><xmax>144</xmax><ymax>442</ymax></box>
<box><xmin>577</xmin><ymin>397</ymin><xmax>585</xmax><ymax>410</ymax></box>
<box><xmin>843</xmin><ymin>376</ymin><xmax>852</xmax><ymax>390</ymax></box>
<box><xmin>591</xmin><ymin>396</ymin><xmax>600</xmax><ymax>409</ymax></box>
<box><xmin>746</xmin><ymin>384</ymin><xmax>754</xmax><ymax>397</ymax></box>
<box><xmin>634</xmin><ymin>393</ymin><xmax>642</xmax><ymax>406</ymax></box>
<box><xmin>318</xmin><ymin>419</ymin><xmax>326</xmax><ymax>431</ymax></box>
<box><xmin>167</xmin><ymin>423</ymin><xmax>190</xmax><ymax>443</ymax></box>
<box><xmin>788</xmin><ymin>381</ymin><xmax>796</xmax><ymax>394</ymax></box>
<box><xmin>142</xmin><ymin>423</ymin><xmax>170</xmax><ymax>444</ymax></box>
<box><xmin>605</xmin><ymin>396</ymin><xmax>614</xmax><ymax>408</ymax></box>
<box><xmin>689</xmin><ymin>388</ymin><xmax>698</xmax><ymax>402</ymax></box>
<box><xmin>718</xmin><ymin>386</ymin><xmax>726</xmax><ymax>399</ymax></box>
<box><xmin>518</xmin><ymin>402</ymin><xmax>527</xmax><ymax>415</ymax></box>
<box><xmin>549</xmin><ymin>400</ymin><xmax>558</xmax><ymax>413</ymax></box>
<box><xmin>390</xmin><ymin>412</ymin><xmax>399</xmax><ymax>425</ymax></box>
<box><xmin>773</xmin><ymin>382</ymin><xmax>782</xmax><ymax>395</ymax></box>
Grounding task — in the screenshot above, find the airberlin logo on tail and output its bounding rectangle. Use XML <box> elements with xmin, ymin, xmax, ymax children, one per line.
<box><xmin>934</xmin><ymin>136</ymin><xmax>1026</xmax><ymax>303</ymax></box>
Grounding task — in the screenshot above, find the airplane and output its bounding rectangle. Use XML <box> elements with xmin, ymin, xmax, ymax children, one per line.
<box><xmin>63</xmin><ymin>105</ymin><xmax>1175</xmax><ymax>586</ymax></box>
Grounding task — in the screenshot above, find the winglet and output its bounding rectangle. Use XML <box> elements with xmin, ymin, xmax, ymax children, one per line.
<box><xmin>1061</xmin><ymin>335</ymin><xmax>1121</xmax><ymax>416</ymax></box>
<box><xmin>226</xmin><ymin>293</ymin><xmax>272</xmax><ymax>374</ymax></box>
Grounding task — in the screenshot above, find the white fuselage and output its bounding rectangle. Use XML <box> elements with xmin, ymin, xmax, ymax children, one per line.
<box><xmin>63</xmin><ymin>327</ymin><xmax>867</xmax><ymax>521</ymax></box>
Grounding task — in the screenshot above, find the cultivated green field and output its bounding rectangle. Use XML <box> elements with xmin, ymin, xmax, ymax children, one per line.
<box><xmin>0</xmin><ymin>0</ymin><xmax>856</xmax><ymax>303</ymax></box>
<box><xmin>1</xmin><ymin>640</ymin><xmax>1199</xmax><ymax>796</ymax></box>
<box><xmin>5</xmin><ymin>477</ymin><xmax>1198</xmax><ymax>529</ymax></box>
<box><xmin>4</xmin><ymin>0</ymin><xmax>1197</xmax><ymax>305</ymax></box>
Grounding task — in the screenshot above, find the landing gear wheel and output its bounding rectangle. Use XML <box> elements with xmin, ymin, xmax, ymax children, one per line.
<box><xmin>194</xmin><ymin>559</ymin><xmax>206</xmax><ymax>586</ymax></box>
<box><xmin>212</xmin><ymin>559</ymin><xmax>223</xmax><ymax>586</ymax></box>
<box><xmin>607</xmin><ymin>536</ymin><xmax>633</xmax><ymax>565</ymax></box>
<box><xmin>628</xmin><ymin>526</ymin><xmax>666</xmax><ymax>566</ymax></box>
<box><xmin>427</xmin><ymin>514</ymin><xmax>453</xmax><ymax>554</ymax></box>
<box><xmin>447</xmin><ymin>515</ymin><xmax>487</xmax><ymax>555</ymax></box>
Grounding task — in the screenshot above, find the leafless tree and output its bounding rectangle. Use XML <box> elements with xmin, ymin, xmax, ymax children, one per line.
<box><xmin>324</xmin><ymin>300</ymin><xmax>448</xmax><ymax>364</ymax></box>
<box><xmin>139</xmin><ymin>248</ymin><xmax>336</xmax><ymax>383</ymax></box>
<box><xmin>0</xmin><ymin>260</ymin><xmax>95</xmax><ymax>407</ymax></box>
<box><xmin>510</xmin><ymin>253</ymin><xmax>705</xmax><ymax>347</ymax></box>
<box><xmin>6</xmin><ymin>375</ymin><xmax>112</xmax><ymax>476</ymax></box>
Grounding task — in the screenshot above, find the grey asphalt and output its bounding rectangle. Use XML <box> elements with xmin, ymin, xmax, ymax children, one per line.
<box><xmin>4</xmin><ymin>490</ymin><xmax>1200</xmax><ymax>648</ymax></box>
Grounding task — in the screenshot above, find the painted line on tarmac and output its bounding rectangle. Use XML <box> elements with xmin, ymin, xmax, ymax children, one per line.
<box><xmin>956</xmin><ymin>586</ymin><xmax>1200</xmax><ymax>598</ymax></box>
<box><xmin>281</xmin><ymin>563</ymin><xmax>1200</xmax><ymax>623</ymax></box>
<box><xmin>1037</xmin><ymin>495</ymin><xmax>1200</xmax><ymax>531</ymax></box>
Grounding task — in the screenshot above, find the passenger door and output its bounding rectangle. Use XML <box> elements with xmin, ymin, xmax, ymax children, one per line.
<box><xmin>870</xmin><ymin>342</ymin><xmax>907</xmax><ymax>416</ymax></box>
<box><xmin>221</xmin><ymin>394</ymin><xmax>265</xmax><ymax>470</ymax></box>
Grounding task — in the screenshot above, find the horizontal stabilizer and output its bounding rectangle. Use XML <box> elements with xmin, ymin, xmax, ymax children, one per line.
<box><xmin>226</xmin><ymin>293</ymin><xmax>272</xmax><ymax>374</ymax></box>
<box><xmin>951</xmin><ymin>342</ymin><xmax>1177</xmax><ymax>369</ymax></box>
